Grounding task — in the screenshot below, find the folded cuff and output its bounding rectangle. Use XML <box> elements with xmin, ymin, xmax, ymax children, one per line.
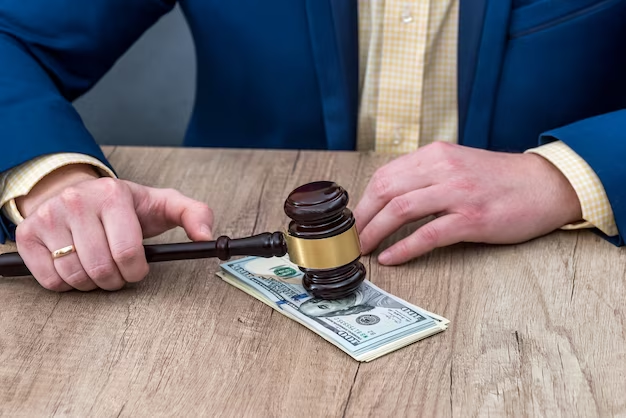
<box><xmin>526</xmin><ymin>141</ymin><xmax>618</xmax><ymax>236</ymax></box>
<box><xmin>0</xmin><ymin>153</ymin><xmax>116</xmax><ymax>225</ymax></box>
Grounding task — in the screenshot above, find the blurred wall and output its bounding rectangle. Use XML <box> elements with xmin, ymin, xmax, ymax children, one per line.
<box><xmin>73</xmin><ymin>6</ymin><xmax>195</xmax><ymax>147</ymax></box>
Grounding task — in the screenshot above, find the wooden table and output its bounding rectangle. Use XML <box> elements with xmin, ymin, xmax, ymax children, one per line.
<box><xmin>1</xmin><ymin>146</ymin><xmax>625</xmax><ymax>417</ymax></box>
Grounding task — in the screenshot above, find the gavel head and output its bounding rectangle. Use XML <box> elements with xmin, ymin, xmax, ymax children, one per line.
<box><xmin>283</xmin><ymin>181</ymin><xmax>366</xmax><ymax>299</ymax></box>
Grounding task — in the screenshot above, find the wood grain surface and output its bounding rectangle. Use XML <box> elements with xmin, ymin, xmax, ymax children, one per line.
<box><xmin>1</xmin><ymin>147</ymin><xmax>624</xmax><ymax>417</ymax></box>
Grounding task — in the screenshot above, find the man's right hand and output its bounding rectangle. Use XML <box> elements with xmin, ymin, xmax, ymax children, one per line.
<box><xmin>14</xmin><ymin>164</ymin><xmax>213</xmax><ymax>292</ymax></box>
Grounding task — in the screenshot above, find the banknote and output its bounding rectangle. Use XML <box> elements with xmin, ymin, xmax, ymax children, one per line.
<box><xmin>217</xmin><ymin>255</ymin><xmax>449</xmax><ymax>362</ymax></box>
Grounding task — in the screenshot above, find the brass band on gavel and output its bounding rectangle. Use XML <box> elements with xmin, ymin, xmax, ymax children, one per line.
<box><xmin>284</xmin><ymin>224</ymin><xmax>361</xmax><ymax>270</ymax></box>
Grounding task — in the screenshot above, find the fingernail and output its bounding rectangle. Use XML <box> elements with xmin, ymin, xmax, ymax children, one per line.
<box><xmin>378</xmin><ymin>251</ymin><xmax>392</xmax><ymax>265</ymax></box>
<box><xmin>201</xmin><ymin>224</ymin><xmax>212</xmax><ymax>240</ymax></box>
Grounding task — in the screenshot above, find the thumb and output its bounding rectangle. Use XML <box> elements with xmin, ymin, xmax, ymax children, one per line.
<box><xmin>125</xmin><ymin>181</ymin><xmax>214</xmax><ymax>241</ymax></box>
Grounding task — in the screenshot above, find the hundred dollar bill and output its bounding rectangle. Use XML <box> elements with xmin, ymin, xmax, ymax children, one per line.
<box><xmin>217</xmin><ymin>255</ymin><xmax>449</xmax><ymax>362</ymax></box>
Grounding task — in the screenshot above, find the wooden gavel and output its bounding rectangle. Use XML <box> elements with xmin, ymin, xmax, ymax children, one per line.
<box><xmin>0</xmin><ymin>181</ymin><xmax>366</xmax><ymax>299</ymax></box>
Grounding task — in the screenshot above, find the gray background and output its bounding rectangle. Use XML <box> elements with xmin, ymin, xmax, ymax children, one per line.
<box><xmin>73</xmin><ymin>6</ymin><xmax>194</xmax><ymax>147</ymax></box>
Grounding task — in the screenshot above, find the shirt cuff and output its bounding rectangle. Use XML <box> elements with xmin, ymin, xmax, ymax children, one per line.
<box><xmin>525</xmin><ymin>141</ymin><xmax>618</xmax><ymax>236</ymax></box>
<box><xmin>0</xmin><ymin>153</ymin><xmax>116</xmax><ymax>225</ymax></box>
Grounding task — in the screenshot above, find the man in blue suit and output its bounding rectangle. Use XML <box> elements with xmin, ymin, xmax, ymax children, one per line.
<box><xmin>1</xmin><ymin>0</ymin><xmax>625</xmax><ymax>292</ymax></box>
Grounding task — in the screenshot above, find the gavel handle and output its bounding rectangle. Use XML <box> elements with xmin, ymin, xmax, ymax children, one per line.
<box><xmin>0</xmin><ymin>231</ymin><xmax>288</xmax><ymax>278</ymax></box>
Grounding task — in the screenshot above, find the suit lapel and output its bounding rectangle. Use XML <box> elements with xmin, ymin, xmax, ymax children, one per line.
<box><xmin>458</xmin><ymin>0</ymin><xmax>512</xmax><ymax>148</ymax></box>
<box><xmin>305</xmin><ymin>0</ymin><xmax>358</xmax><ymax>150</ymax></box>
<box><xmin>458</xmin><ymin>0</ymin><xmax>489</xmax><ymax>145</ymax></box>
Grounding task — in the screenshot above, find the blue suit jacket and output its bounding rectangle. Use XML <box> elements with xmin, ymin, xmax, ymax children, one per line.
<box><xmin>1</xmin><ymin>0</ymin><xmax>626</xmax><ymax>246</ymax></box>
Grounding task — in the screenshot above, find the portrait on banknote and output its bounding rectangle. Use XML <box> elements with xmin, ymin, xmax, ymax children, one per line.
<box><xmin>299</xmin><ymin>284</ymin><xmax>405</xmax><ymax>318</ymax></box>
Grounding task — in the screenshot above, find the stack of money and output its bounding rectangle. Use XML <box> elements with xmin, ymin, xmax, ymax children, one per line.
<box><xmin>216</xmin><ymin>255</ymin><xmax>449</xmax><ymax>362</ymax></box>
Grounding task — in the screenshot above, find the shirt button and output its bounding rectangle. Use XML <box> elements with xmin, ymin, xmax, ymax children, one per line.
<box><xmin>392</xmin><ymin>130</ymin><xmax>403</xmax><ymax>146</ymax></box>
<box><xmin>401</xmin><ymin>5</ymin><xmax>413</xmax><ymax>23</ymax></box>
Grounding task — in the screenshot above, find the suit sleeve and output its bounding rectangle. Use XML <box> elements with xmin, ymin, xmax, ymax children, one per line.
<box><xmin>0</xmin><ymin>0</ymin><xmax>176</xmax><ymax>243</ymax></box>
<box><xmin>538</xmin><ymin>109</ymin><xmax>626</xmax><ymax>247</ymax></box>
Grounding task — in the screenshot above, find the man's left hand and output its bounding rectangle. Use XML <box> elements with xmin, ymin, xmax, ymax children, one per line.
<box><xmin>354</xmin><ymin>142</ymin><xmax>582</xmax><ymax>265</ymax></box>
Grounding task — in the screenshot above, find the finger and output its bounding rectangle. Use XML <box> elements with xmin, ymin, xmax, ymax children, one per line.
<box><xmin>359</xmin><ymin>186</ymin><xmax>448</xmax><ymax>255</ymax></box>
<box><xmin>156</xmin><ymin>189</ymin><xmax>214</xmax><ymax>241</ymax></box>
<box><xmin>378</xmin><ymin>214</ymin><xmax>470</xmax><ymax>265</ymax></box>
<box><xmin>100</xmin><ymin>199</ymin><xmax>149</xmax><ymax>284</ymax></box>
<box><xmin>15</xmin><ymin>223</ymin><xmax>71</xmax><ymax>292</ymax></box>
<box><xmin>44</xmin><ymin>230</ymin><xmax>98</xmax><ymax>292</ymax></box>
<box><xmin>126</xmin><ymin>182</ymin><xmax>213</xmax><ymax>241</ymax></box>
<box><xmin>49</xmin><ymin>186</ymin><xmax>120</xmax><ymax>291</ymax></box>
<box><xmin>71</xmin><ymin>213</ymin><xmax>127</xmax><ymax>290</ymax></box>
<box><xmin>354</xmin><ymin>164</ymin><xmax>431</xmax><ymax>234</ymax></box>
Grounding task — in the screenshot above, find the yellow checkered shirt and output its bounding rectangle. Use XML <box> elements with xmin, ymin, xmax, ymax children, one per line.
<box><xmin>0</xmin><ymin>0</ymin><xmax>617</xmax><ymax>237</ymax></box>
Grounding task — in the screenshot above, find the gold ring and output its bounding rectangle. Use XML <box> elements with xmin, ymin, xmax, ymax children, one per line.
<box><xmin>52</xmin><ymin>245</ymin><xmax>76</xmax><ymax>259</ymax></box>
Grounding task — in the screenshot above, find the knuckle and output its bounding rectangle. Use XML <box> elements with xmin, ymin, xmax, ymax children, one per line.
<box><xmin>458</xmin><ymin>202</ymin><xmax>485</xmax><ymax>225</ymax></box>
<box><xmin>448</xmin><ymin>177</ymin><xmax>477</xmax><ymax>193</ymax></box>
<box><xmin>98</xmin><ymin>177</ymin><xmax>121</xmax><ymax>194</ymax></box>
<box><xmin>111</xmin><ymin>244</ymin><xmax>143</xmax><ymax>266</ymax></box>
<box><xmin>104</xmin><ymin>280</ymin><xmax>126</xmax><ymax>292</ymax></box>
<box><xmin>427</xmin><ymin>143</ymin><xmax>464</xmax><ymax>171</ymax></box>
<box><xmin>15</xmin><ymin>222</ymin><xmax>36</xmax><ymax>247</ymax></box>
<box><xmin>130</xmin><ymin>263</ymin><xmax>150</xmax><ymax>283</ymax></box>
<box><xmin>64</xmin><ymin>268</ymin><xmax>93</xmax><ymax>288</ymax></box>
<box><xmin>373</xmin><ymin>165</ymin><xmax>390</xmax><ymax>178</ymax></box>
<box><xmin>85</xmin><ymin>259</ymin><xmax>126</xmax><ymax>290</ymax></box>
<box><xmin>193</xmin><ymin>202</ymin><xmax>212</xmax><ymax>216</ymax></box>
<box><xmin>440</xmin><ymin>156</ymin><xmax>464</xmax><ymax>173</ymax></box>
<box><xmin>84</xmin><ymin>262</ymin><xmax>116</xmax><ymax>283</ymax></box>
<box><xmin>33</xmin><ymin>203</ymin><xmax>59</xmax><ymax>230</ymax></box>
<box><xmin>426</xmin><ymin>141</ymin><xmax>455</xmax><ymax>156</ymax></box>
<box><xmin>153</xmin><ymin>188</ymin><xmax>183</xmax><ymax>212</ymax></box>
<box><xmin>39</xmin><ymin>275</ymin><xmax>67</xmax><ymax>292</ymax></box>
<box><xmin>164</xmin><ymin>188</ymin><xmax>183</xmax><ymax>199</ymax></box>
<box><xmin>371</xmin><ymin>172</ymin><xmax>392</xmax><ymax>201</ymax></box>
<box><xmin>98</xmin><ymin>178</ymin><xmax>127</xmax><ymax>202</ymax></box>
<box><xmin>138</xmin><ymin>262</ymin><xmax>150</xmax><ymax>279</ymax></box>
<box><xmin>389</xmin><ymin>196</ymin><xmax>413</xmax><ymax>219</ymax></box>
<box><xmin>59</xmin><ymin>187</ymin><xmax>86</xmax><ymax>214</ymax></box>
<box><xmin>193</xmin><ymin>202</ymin><xmax>214</xmax><ymax>227</ymax></box>
<box><xmin>15</xmin><ymin>241</ymin><xmax>39</xmax><ymax>259</ymax></box>
<box><xmin>394</xmin><ymin>241</ymin><xmax>412</xmax><ymax>261</ymax></box>
<box><xmin>419</xmin><ymin>223</ymin><xmax>440</xmax><ymax>246</ymax></box>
